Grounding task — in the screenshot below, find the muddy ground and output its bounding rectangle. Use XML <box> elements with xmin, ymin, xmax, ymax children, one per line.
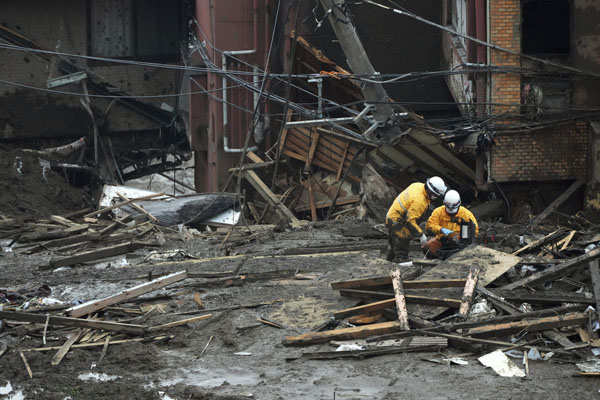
<box><xmin>0</xmin><ymin>220</ymin><xmax>598</xmax><ymax>400</ymax></box>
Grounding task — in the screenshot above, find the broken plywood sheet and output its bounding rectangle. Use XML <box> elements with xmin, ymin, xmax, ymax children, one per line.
<box><xmin>407</xmin><ymin>245</ymin><xmax>520</xmax><ymax>319</ymax></box>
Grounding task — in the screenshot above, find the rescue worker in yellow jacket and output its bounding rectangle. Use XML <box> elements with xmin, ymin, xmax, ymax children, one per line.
<box><xmin>425</xmin><ymin>190</ymin><xmax>479</xmax><ymax>259</ymax></box>
<box><xmin>385</xmin><ymin>177</ymin><xmax>447</xmax><ymax>262</ymax></box>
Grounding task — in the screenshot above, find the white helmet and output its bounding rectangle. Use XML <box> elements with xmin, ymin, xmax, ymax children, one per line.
<box><xmin>425</xmin><ymin>176</ymin><xmax>447</xmax><ymax>200</ymax></box>
<box><xmin>444</xmin><ymin>190</ymin><xmax>461</xmax><ymax>215</ymax></box>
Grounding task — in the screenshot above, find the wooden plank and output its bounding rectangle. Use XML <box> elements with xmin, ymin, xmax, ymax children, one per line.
<box><xmin>331</xmin><ymin>277</ymin><xmax>467</xmax><ymax>290</ymax></box>
<box><xmin>390</xmin><ymin>269</ymin><xmax>409</xmax><ymax>330</ymax></box>
<box><xmin>295</xmin><ymin>344</ymin><xmax>444</xmax><ymax>360</ymax></box>
<box><xmin>51</xmin><ymin>329</ymin><xmax>83</xmax><ymax>366</ymax></box>
<box><xmin>304</xmin><ymin>130</ymin><xmax>320</xmax><ymax>171</ymax></box>
<box><xmin>334</xmin><ymin>294</ymin><xmax>461</xmax><ymax>319</ymax></box>
<box><xmin>467</xmin><ymin>312</ymin><xmax>588</xmax><ymax>337</ymax></box>
<box><xmin>19</xmin><ymin>351</ymin><xmax>32</xmax><ymax>379</ymax></box>
<box><xmin>337</xmin><ymin>142</ymin><xmax>350</xmax><ymax>181</ymax></box>
<box><xmin>19</xmin><ymin>224</ymin><xmax>88</xmax><ymax>243</ymax></box>
<box><xmin>246</xmin><ymin>151</ymin><xmax>264</xmax><ymax>163</ymax></box>
<box><xmin>589</xmin><ymin>259</ymin><xmax>600</xmax><ymax>313</ymax></box>
<box><xmin>558</xmin><ymin>230</ymin><xmax>577</xmax><ymax>251</ymax></box>
<box><xmin>496</xmin><ymin>291</ymin><xmax>595</xmax><ymax>305</ymax></box>
<box><xmin>408</xmin><ymin>246</ymin><xmax>521</xmax><ymax>319</ymax></box>
<box><xmin>45</xmin><ymin>241</ymin><xmax>145</xmax><ymax>269</ymax></box>
<box><xmin>117</xmin><ymin>193</ymin><xmax>158</xmax><ymax>223</ymax></box>
<box><xmin>475</xmin><ymin>286</ymin><xmax>521</xmax><ymax>315</ymax></box>
<box><xmin>0</xmin><ymin>311</ymin><xmax>146</xmax><ymax>335</ymax></box>
<box><xmin>531</xmin><ymin>179</ymin><xmax>585</xmax><ymax>226</ymax></box>
<box><xmin>66</xmin><ymin>271</ymin><xmax>188</xmax><ymax>317</ymax></box>
<box><xmin>20</xmin><ymin>335</ymin><xmax>173</xmax><ymax>352</ymax></box>
<box><xmin>147</xmin><ymin>314</ymin><xmax>213</xmax><ymax>332</ymax></box>
<box><xmin>500</xmin><ymin>247</ymin><xmax>600</xmax><ymax>290</ymax></box>
<box><xmin>459</xmin><ymin>266</ymin><xmax>480</xmax><ymax>317</ymax></box>
<box><xmin>243</xmin><ymin>170</ymin><xmax>301</xmax><ymax>227</ymax></box>
<box><xmin>308</xmin><ymin>179</ymin><xmax>318</xmax><ymax>222</ymax></box>
<box><xmin>278</xmin><ymin>109</ymin><xmax>293</xmax><ymax>153</ymax></box>
<box><xmin>283</xmin><ymin>321</ymin><xmax>403</xmax><ymax>346</ymax></box>
<box><xmin>512</xmin><ymin>229</ymin><xmax>565</xmax><ymax>256</ymax></box>
<box><xmin>83</xmin><ymin>193</ymin><xmax>165</xmax><ymax>218</ymax></box>
<box><xmin>294</xmin><ymin>195</ymin><xmax>360</xmax><ymax>212</ymax></box>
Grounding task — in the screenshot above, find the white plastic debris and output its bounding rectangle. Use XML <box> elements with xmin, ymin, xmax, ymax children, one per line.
<box><xmin>478</xmin><ymin>350</ymin><xmax>526</xmax><ymax>377</ymax></box>
<box><xmin>0</xmin><ymin>240</ymin><xmax>13</xmax><ymax>253</ymax></box>
<box><xmin>397</xmin><ymin>261</ymin><xmax>413</xmax><ymax>268</ymax></box>
<box><xmin>234</xmin><ymin>352</ymin><xmax>253</xmax><ymax>356</ymax></box>
<box><xmin>40</xmin><ymin>297</ymin><xmax>63</xmax><ymax>306</ymax></box>
<box><xmin>525</xmin><ymin>347</ymin><xmax>552</xmax><ymax>361</ymax></box>
<box><xmin>520</xmin><ymin>265</ymin><xmax>537</xmax><ymax>276</ymax></box>
<box><xmin>335</xmin><ymin>343</ymin><xmax>365</xmax><ymax>352</ymax></box>
<box><xmin>585</xmin><ymin>244</ymin><xmax>597</xmax><ymax>253</ymax></box>
<box><xmin>519</xmin><ymin>303</ymin><xmax>533</xmax><ymax>313</ymax></box>
<box><xmin>591</xmin><ymin>348</ymin><xmax>600</xmax><ymax>356</ymax></box>
<box><xmin>78</xmin><ymin>372</ymin><xmax>120</xmax><ymax>382</ymax></box>
<box><xmin>577</xmin><ymin>359</ymin><xmax>600</xmax><ymax>373</ymax></box>
<box><xmin>469</xmin><ymin>299</ymin><xmax>496</xmax><ymax>318</ymax></box>
<box><xmin>0</xmin><ymin>381</ymin><xmax>13</xmax><ymax>395</ymax></box>
<box><xmin>444</xmin><ymin>357</ymin><xmax>468</xmax><ymax>366</ymax></box>
<box><xmin>52</xmin><ymin>267</ymin><xmax>72</xmax><ymax>273</ymax></box>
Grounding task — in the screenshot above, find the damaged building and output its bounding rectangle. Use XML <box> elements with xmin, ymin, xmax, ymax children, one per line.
<box><xmin>3</xmin><ymin>2</ymin><xmax>600</xmax><ymax>399</ymax></box>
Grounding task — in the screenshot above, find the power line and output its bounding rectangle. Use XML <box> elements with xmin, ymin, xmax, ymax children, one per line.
<box><xmin>360</xmin><ymin>0</ymin><xmax>600</xmax><ymax>79</ymax></box>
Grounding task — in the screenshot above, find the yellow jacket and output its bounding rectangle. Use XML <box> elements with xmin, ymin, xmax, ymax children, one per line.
<box><xmin>426</xmin><ymin>205</ymin><xmax>479</xmax><ymax>240</ymax></box>
<box><xmin>386</xmin><ymin>182</ymin><xmax>430</xmax><ymax>238</ymax></box>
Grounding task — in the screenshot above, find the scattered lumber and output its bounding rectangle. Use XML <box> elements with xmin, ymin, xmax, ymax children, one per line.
<box><xmin>331</xmin><ymin>277</ymin><xmax>467</xmax><ymax>291</ymax></box>
<box><xmin>66</xmin><ymin>271</ymin><xmax>188</xmax><ymax>317</ymax></box>
<box><xmin>147</xmin><ymin>314</ymin><xmax>212</xmax><ymax>332</ymax></box>
<box><xmin>293</xmin><ymin>343</ymin><xmax>445</xmax><ymax>361</ymax></box>
<box><xmin>512</xmin><ymin>229</ymin><xmax>566</xmax><ymax>256</ymax></box>
<box><xmin>458</xmin><ymin>266</ymin><xmax>480</xmax><ymax>317</ymax></box>
<box><xmin>283</xmin><ymin>321</ymin><xmax>404</xmax><ymax>346</ymax></box>
<box><xmin>45</xmin><ymin>241</ymin><xmax>146</xmax><ymax>269</ymax></box>
<box><xmin>466</xmin><ymin>312</ymin><xmax>588</xmax><ymax>337</ymax></box>
<box><xmin>0</xmin><ymin>311</ymin><xmax>146</xmax><ymax>335</ymax></box>
<box><xmin>500</xmin><ymin>247</ymin><xmax>600</xmax><ymax>290</ymax></box>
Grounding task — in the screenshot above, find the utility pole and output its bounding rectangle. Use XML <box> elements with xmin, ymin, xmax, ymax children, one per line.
<box><xmin>318</xmin><ymin>0</ymin><xmax>420</xmax><ymax>140</ymax></box>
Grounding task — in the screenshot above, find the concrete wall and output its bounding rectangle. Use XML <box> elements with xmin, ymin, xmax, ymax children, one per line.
<box><xmin>0</xmin><ymin>0</ymin><xmax>183</xmax><ymax>140</ymax></box>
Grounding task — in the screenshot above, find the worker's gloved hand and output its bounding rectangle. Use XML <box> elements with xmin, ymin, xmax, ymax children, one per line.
<box><xmin>441</xmin><ymin>228</ymin><xmax>454</xmax><ymax>236</ymax></box>
<box><xmin>419</xmin><ymin>234</ymin><xmax>428</xmax><ymax>246</ymax></box>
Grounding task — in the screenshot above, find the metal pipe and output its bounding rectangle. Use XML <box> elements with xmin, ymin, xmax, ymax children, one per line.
<box><xmin>223</xmin><ymin>136</ymin><xmax>258</xmax><ymax>153</ymax></box>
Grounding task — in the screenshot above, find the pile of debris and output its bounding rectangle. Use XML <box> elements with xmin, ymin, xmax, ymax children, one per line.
<box><xmin>282</xmin><ymin>233</ymin><xmax>600</xmax><ymax>377</ymax></box>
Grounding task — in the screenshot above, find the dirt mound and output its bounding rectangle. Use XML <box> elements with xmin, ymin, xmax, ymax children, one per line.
<box><xmin>0</xmin><ymin>149</ymin><xmax>94</xmax><ymax>217</ymax></box>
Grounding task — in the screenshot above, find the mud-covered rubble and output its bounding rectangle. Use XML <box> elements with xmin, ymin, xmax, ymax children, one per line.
<box><xmin>1</xmin><ymin>208</ymin><xmax>600</xmax><ymax>399</ymax></box>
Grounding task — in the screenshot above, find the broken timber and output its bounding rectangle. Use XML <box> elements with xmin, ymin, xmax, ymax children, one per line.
<box><xmin>45</xmin><ymin>241</ymin><xmax>146</xmax><ymax>269</ymax></box>
<box><xmin>467</xmin><ymin>312</ymin><xmax>588</xmax><ymax>337</ymax></box>
<box><xmin>242</xmin><ymin>170</ymin><xmax>301</xmax><ymax>227</ymax></box>
<box><xmin>458</xmin><ymin>266</ymin><xmax>480</xmax><ymax>317</ymax></box>
<box><xmin>512</xmin><ymin>229</ymin><xmax>565</xmax><ymax>256</ymax></box>
<box><xmin>0</xmin><ymin>311</ymin><xmax>146</xmax><ymax>335</ymax></box>
<box><xmin>283</xmin><ymin>321</ymin><xmax>404</xmax><ymax>346</ymax></box>
<box><xmin>500</xmin><ymin>247</ymin><xmax>600</xmax><ymax>290</ymax></box>
<box><xmin>390</xmin><ymin>269</ymin><xmax>409</xmax><ymax>330</ymax></box>
<box><xmin>66</xmin><ymin>271</ymin><xmax>187</xmax><ymax>317</ymax></box>
<box><xmin>530</xmin><ymin>179</ymin><xmax>585</xmax><ymax>226</ymax></box>
<box><xmin>333</xmin><ymin>295</ymin><xmax>461</xmax><ymax>320</ymax></box>
<box><xmin>331</xmin><ymin>278</ymin><xmax>467</xmax><ymax>290</ymax></box>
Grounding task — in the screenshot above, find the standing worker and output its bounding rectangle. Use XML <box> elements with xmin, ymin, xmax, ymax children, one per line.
<box><xmin>425</xmin><ymin>190</ymin><xmax>479</xmax><ymax>259</ymax></box>
<box><xmin>385</xmin><ymin>177</ymin><xmax>447</xmax><ymax>262</ymax></box>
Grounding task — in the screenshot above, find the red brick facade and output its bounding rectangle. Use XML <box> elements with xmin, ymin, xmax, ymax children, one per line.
<box><xmin>490</xmin><ymin>121</ymin><xmax>590</xmax><ymax>182</ymax></box>
<box><xmin>487</xmin><ymin>0</ymin><xmax>590</xmax><ymax>182</ymax></box>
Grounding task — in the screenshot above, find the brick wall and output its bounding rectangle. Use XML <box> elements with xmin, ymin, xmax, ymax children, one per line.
<box><xmin>489</xmin><ymin>0</ymin><xmax>521</xmax><ymax>114</ymax></box>
<box><xmin>490</xmin><ymin>121</ymin><xmax>591</xmax><ymax>181</ymax></box>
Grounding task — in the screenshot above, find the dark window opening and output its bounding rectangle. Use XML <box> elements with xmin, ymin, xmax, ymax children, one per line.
<box><xmin>522</xmin><ymin>0</ymin><xmax>570</xmax><ymax>55</ymax></box>
<box><xmin>89</xmin><ymin>0</ymin><xmax>184</xmax><ymax>60</ymax></box>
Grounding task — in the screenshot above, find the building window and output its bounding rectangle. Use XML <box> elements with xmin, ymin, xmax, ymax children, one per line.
<box><xmin>522</xmin><ymin>0</ymin><xmax>570</xmax><ymax>55</ymax></box>
<box><xmin>89</xmin><ymin>0</ymin><xmax>183</xmax><ymax>59</ymax></box>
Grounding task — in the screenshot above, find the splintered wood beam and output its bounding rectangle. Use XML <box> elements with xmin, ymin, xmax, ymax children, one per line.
<box><xmin>334</xmin><ymin>294</ymin><xmax>462</xmax><ymax>320</ymax></box>
<box><xmin>512</xmin><ymin>229</ymin><xmax>565</xmax><ymax>256</ymax></box>
<box><xmin>308</xmin><ymin>179</ymin><xmax>318</xmax><ymax>222</ymax></box>
<box><xmin>278</xmin><ymin>110</ymin><xmax>293</xmax><ymax>154</ymax></box>
<box><xmin>531</xmin><ymin>179</ymin><xmax>585</xmax><ymax>226</ymax></box>
<box><xmin>51</xmin><ymin>329</ymin><xmax>83</xmax><ymax>366</ymax></box>
<box><xmin>45</xmin><ymin>241</ymin><xmax>146</xmax><ymax>269</ymax></box>
<box><xmin>500</xmin><ymin>247</ymin><xmax>600</xmax><ymax>290</ymax></box>
<box><xmin>337</xmin><ymin>142</ymin><xmax>350</xmax><ymax>181</ymax></box>
<box><xmin>466</xmin><ymin>312</ymin><xmax>588</xmax><ymax>337</ymax></box>
<box><xmin>246</xmin><ymin>151</ymin><xmax>264</xmax><ymax>163</ymax></box>
<box><xmin>83</xmin><ymin>193</ymin><xmax>165</xmax><ymax>218</ymax></box>
<box><xmin>458</xmin><ymin>266</ymin><xmax>480</xmax><ymax>317</ymax></box>
<box><xmin>66</xmin><ymin>271</ymin><xmax>188</xmax><ymax>318</ymax></box>
<box><xmin>304</xmin><ymin>130</ymin><xmax>320</xmax><ymax>171</ymax></box>
<box><xmin>243</xmin><ymin>170</ymin><xmax>301</xmax><ymax>227</ymax></box>
<box><xmin>283</xmin><ymin>321</ymin><xmax>404</xmax><ymax>346</ymax></box>
<box><xmin>331</xmin><ymin>277</ymin><xmax>467</xmax><ymax>290</ymax></box>
<box><xmin>0</xmin><ymin>311</ymin><xmax>146</xmax><ymax>335</ymax></box>
<box><xmin>19</xmin><ymin>224</ymin><xmax>88</xmax><ymax>243</ymax></box>
<box><xmin>390</xmin><ymin>269</ymin><xmax>409</xmax><ymax>330</ymax></box>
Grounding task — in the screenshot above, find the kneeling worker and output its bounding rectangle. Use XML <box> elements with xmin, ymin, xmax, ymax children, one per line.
<box><xmin>385</xmin><ymin>177</ymin><xmax>447</xmax><ymax>262</ymax></box>
<box><xmin>425</xmin><ymin>190</ymin><xmax>479</xmax><ymax>259</ymax></box>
